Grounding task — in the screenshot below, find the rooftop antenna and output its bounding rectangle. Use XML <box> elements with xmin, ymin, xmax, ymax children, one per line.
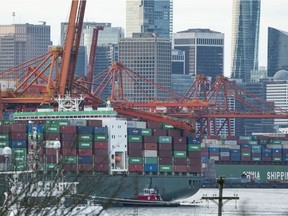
<box><xmin>12</xmin><ymin>12</ymin><xmax>15</xmax><ymax>24</ymax></box>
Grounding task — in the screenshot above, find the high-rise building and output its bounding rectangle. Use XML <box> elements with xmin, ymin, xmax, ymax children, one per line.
<box><xmin>230</xmin><ymin>0</ymin><xmax>261</xmax><ymax>82</ymax></box>
<box><xmin>173</xmin><ymin>29</ymin><xmax>224</xmax><ymax>82</ymax></box>
<box><xmin>119</xmin><ymin>33</ymin><xmax>171</xmax><ymax>101</ymax></box>
<box><xmin>0</xmin><ymin>23</ymin><xmax>52</xmax><ymax>72</ymax></box>
<box><xmin>267</xmin><ymin>27</ymin><xmax>288</xmax><ymax>77</ymax></box>
<box><xmin>126</xmin><ymin>0</ymin><xmax>173</xmax><ymax>40</ymax></box>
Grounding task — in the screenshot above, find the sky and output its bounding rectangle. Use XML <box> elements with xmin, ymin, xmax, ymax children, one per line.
<box><xmin>0</xmin><ymin>0</ymin><xmax>287</xmax><ymax>77</ymax></box>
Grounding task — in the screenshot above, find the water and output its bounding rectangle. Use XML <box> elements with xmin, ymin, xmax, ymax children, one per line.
<box><xmin>105</xmin><ymin>188</ymin><xmax>288</xmax><ymax>215</ymax></box>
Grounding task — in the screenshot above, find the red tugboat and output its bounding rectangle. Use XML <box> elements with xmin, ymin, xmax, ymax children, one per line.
<box><xmin>136</xmin><ymin>186</ymin><xmax>162</xmax><ymax>201</ymax></box>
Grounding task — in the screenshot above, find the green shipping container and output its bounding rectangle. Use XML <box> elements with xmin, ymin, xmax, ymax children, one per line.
<box><xmin>144</xmin><ymin>157</ymin><xmax>158</xmax><ymax>164</ymax></box>
<box><xmin>62</xmin><ymin>156</ymin><xmax>77</xmax><ymax>164</ymax></box>
<box><xmin>161</xmin><ymin>123</ymin><xmax>174</xmax><ymax>129</ymax></box>
<box><xmin>242</xmin><ymin>152</ymin><xmax>251</xmax><ymax>157</ymax></box>
<box><xmin>273</xmin><ymin>157</ymin><xmax>282</xmax><ymax>162</ymax></box>
<box><xmin>46</xmin><ymin>163</ymin><xmax>58</xmax><ymax>170</ymax></box>
<box><xmin>259</xmin><ymin>140</ymin><xmax>267</xmax><ymax>145</ymax></box>
<box><xmin>0</xmin><ymin>140</ymin><xmax>9</xmax><ymax>147</ymax></box>
<box><xmin>129</xmin><ymin>157</ymin><xmax>143</xmax><ymax>164</ymax></box>
<box><xmin>58</xmin><ymin>120</ymin><xmax>70</xmax><ymax>126</ymax></box>
<box><xmin>94</xmin><ymin>134</ymin><xmax>108</xmax><ymax>141</ymax></box>
<box><xmin>173</xmin><ymin>151</ymin><xmax>187</xmax><ymax>158</ymax></box>
<box><xmin>141</xmin><ymin>129</ymin><xmax>152</xmax><ymax>136</ymax></box>
<box><xmin>128</xmin><ymin>135</ymin><xmax>142</xmax><ymax>143</ymax></box>
<box><xmin>159</xmin><ymin>165</ymin><xmax>173</xmax><ymax>172</ymax></box>
<box><xmin>187</xmin><ymin>144</ymin><xmax>201</xmax><ymax>151</ymax></box>
<box><xmin>0</xmin><ymin>134</ymin><xmax>9</xmax><ymax>140</ymax></box>
<box><xmin>77</xmin><ymin>141</ymin><xmax>92</xmax><ymax>149</ymax></box>
<box><xmin>252</xmin><ymin>157</ymin><xmax>261</xmax><ymax>161</ymax></box>
<box><xmin>78</xmin><ymin>134</ymin><xmax>93</xmax><ymax>141</ymax></box>
<box><xmin>12</xmin><ymin>148</ymin><xmax>27</xmax><ymax>155</ymax></box>
<box><xmin>158</xmin><ymin>136</ymin><xmax>172</xmax><ymax>144</ymax></box>
<box><xmin>13</xmin><ymin>163</ymin><xmax>26</xmax><ymax>171</ymax></box>
<box><xmin>45</xmin><ymin>126</ymin><xmax>60</xmax><ymax>133</ymax></box>
<box><xmin>271</xmin><ymin>140</ymin><xmax>282</xmax><ymax>144</ymax></box>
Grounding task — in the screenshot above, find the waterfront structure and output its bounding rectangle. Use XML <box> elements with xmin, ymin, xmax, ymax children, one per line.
<box><xmin>126</xmin><ymin>0</ymin><xmax>173</xmax><ymax>40</ymax></box>
<box><xmin>230</xmin><ymin>0</ymin><xmax>261</xmax><ymax>82</ymax></box>
<box><xmin>119</xmin><ymin>32</ymin><xmax>172</xmax><ymax>101</ymax></box>
<box><xmin>267</xmin><ymin>27</ymin><xmax>288</xmax><ymax>77</ymax></box>
<box><xmin>0</xmin><ymin>23</ymin><xmax>52</xmax><ymax>72</ymax></box>
<box><xmin>173</xmin><ymin>29</ymin><xmax>224</xmax><ymax>82</ymax></box>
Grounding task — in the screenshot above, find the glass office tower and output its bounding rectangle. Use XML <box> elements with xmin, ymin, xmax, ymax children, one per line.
<box><xmin>230</xmin><ymin>0</ymin><xmax>261</xmax><ymax>82</ymax></box>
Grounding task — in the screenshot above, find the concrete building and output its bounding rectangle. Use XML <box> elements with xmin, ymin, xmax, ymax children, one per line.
<box><xmin>173</xmin><ymin>28</ymin><xmax>224</xmax><ymax>82</ymax></box>
<box><xmin>230</xmin><ymin>0</ymin><xmax>261</xmax><ymax>82</ymax></box>
<box><xmin>126</xmin><ymin>0</ymin><xmax>173</xmax><ymax>40</ymax></box>
<box><xmin>172</xmin><ymin>49</ymin><xmax>185</xmax><ymax>75</ymax></box>
<box><xmin>267</xmin><ymin>27</ymin><xmax>288</xmax><ymax>77</ymax></box>
<box><xmin>0</xmin><ymin>23</ymin><xmax>52</xmax><ymax>72</ymax></box>
<box><xmin>119</xmin><ymin>32</ymin><xmax>171</xmax><ymax>101</ymax></box>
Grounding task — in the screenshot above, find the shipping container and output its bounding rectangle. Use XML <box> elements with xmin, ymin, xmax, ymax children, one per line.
<box><xmin>127</xmin><ymin>128</ymin><xmax>142</xmax><ymax>135</ymax></box>
<box><xmin>93</xmin><ymin>127</ymin><xmax>108</xmax><ymax>134</ymax></box>
<box><xmin>141</xmin><ymin>129</ymin><xmax>152</xmax><ymax>136</ymax></box>
<box><xmin>61</xmin><ymin>148</ymin><xmax>77</xmax><ymax>156</ymax></box>
<box><xmin>78</xmin><ymin>134</ymin><xmax>93</xmax><ymax>142</ymax></box>
<box><xmin>93</xmin><ymin>141</ymin><xmax>108</xmax><ymax>150</ymax></box>
<box><xmin>76</xmin><ymin>126</ymin><xmax>93</xmax><ymax>134</ymax></box>
<box><xmin>159</xmin><ymin>165</ymin><xmax>172</xmax><ymax>172</ymax></box>
<box><xmin>158</xmin><ymin>150</ymin><xmax>172</xmax><ymax>157</ymax></box>
<box><xmin>128</xmin><ymin>142</ymin><xmax>142</xmax><ymax>150</ymax></box>
<box><xmin>11</xmin><ymin>140</ymin><xmax>27</xmax><ymax>148</ymax></box>
<box><xmin>158</xmin><ymin>143</ymin><xmax>172</xmax><ymax>151</ymax></box>
<box><xmin>143</xmin><ymin>143</ymin><xmax>157</xmax><ymax>150</ymax></box>
<box><xmin>129</xmin><ymin>157</ymin><xmax>143</xmax><ymax>164</ymax></box>
<box><xmin>94</xmin><ymin>164</ymin><xmax>109</xmax><ymax>172</ymax></box>
<box><xmin>78</xmin><ymin>148</ymin><xmax>93</xmax><ymax>156</ymax></box>
<box><xmin>77</xmin><ymin>141</ymin><xmax>92</xmax><ymax>149</ymax></box>
<box><xmin>158</xmin><ymin>157</ymin><xmax>172</xmax><ymax>165</ymax></box>
<box><xmin>143</xmin><ymin>150</ymin><xmax>157</xmax><ymax>157</ymax></box>
<box><xmin>128</xmin><ymin>135</ymin><xmax>142</xmax><ymax>143</ymax></box>
<box><xmin>187</xmin><ymin>144</ymin><xmax>201</xmax><ymax>152</ymax></box>
<box><xmin>158</xmin><ymin>136</ymin><xmax>172</xmax><ymax>144</ymax></box>
<box><xmin>78</xmin><ymin>156</ymin><xmax>93</xmax><ymax>164</ymax></box>
<box><xmin>129</xmin><ymin>164</ymin><xmax>143</xmax><ymax>172</ymax></box>
<box><xmin>94</xmin><ymin>156</ymin><xmax>109</xmax><ymax>164</ymax></box>
<box><xmin>173</xmin><ymin>165</ymin><xmax>187</xmax><ymax>172</ymax></box>
<box><xmin>144</xmin><ymin>157</ymin><xmax>158</xmax><ymax>164</ymax></box>
<box><xmin>61</xmin><ymin>156</ymin><xmax>77</xmax><ymax>164</ymax></box>
<box><xmin>173</xmin><ymin>151</ymin><xmax>187</xmax><ymax>158</ymax></box>
<box><xmin>144</xmin><ymin>164</ymin><xmax>158</xmax><ymax>172</ymax></box>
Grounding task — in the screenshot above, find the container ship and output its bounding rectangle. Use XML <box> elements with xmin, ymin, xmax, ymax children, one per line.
<box><xmin>0</xmin><ymin>98</ymin><xmax>203</xmax><ymax>203</ymax></box>
<box><xmin>201</xmin><ymin>134</ymin><xmax>288</xmax><ymax>187</ymax></box>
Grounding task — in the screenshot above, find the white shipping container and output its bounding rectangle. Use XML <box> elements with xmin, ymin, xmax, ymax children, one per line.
<box><xmin>220</xmin><ymin>152</ymin><xmax>230</xmax><ymax>157</ymax></box>
<box><xmin>136</xmin><ymin>121</ymin><xmax>146</xmax><ymax>129</ymax></box>
<box><xmin>224</xmin><ymin>140</ymin><xmax>237</xmax><ymax>145</ymax></box>
<box><xmin>266</xmin><ymin>144</ymin><xmax>282</xmax><ymax>149</ymax></box>
<box><xmin>143</xmin><ymin>150</ymin><xmax>157</xmax><ymax>157</ymax></box>
<box><xmin>127</xmin><ymin>121</ymin><xmax>136</xmax><ymax>128</ymax></box>
<box><xmin>209</xmin><ymin>156</ymin><xmax>219</xmax><ymax>161</ymax></box>
<box><xmin>229</xmin><ymin>145</ymin><xmax>241</xmax><ymax>150</ymax></box>
<box><xmin>69</xmin><ymin>119</ymin><xmax>87</xmax><ymax>126</ymax></box>
<box><xmin>282</xmin><ymin>144</ymin><xmax>288</xmax><ymax>149</ymax></box>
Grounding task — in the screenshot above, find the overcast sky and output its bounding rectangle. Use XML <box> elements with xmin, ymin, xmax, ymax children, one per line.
<box><xmin>1</xmin><ymin>0</ymin><xmax>287</xmax><ymax>76</ymax></box>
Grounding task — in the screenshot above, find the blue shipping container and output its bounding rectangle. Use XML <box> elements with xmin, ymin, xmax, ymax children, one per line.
<box><xmin>11</xmin><ymin>140</ymin><xmax>27</xmax><ymax>148</ymax></box>
<box><xmin>77</xmin><ymin>126</ymin><xmax>93</xmax><ymax>134</ymax></box>
<box><xmin>144</xmin><ymin>164</ymin><xmax>158</xmax><ymax>172</ymax></box>
<box><xmin>78</xmin><ymin>156</ymin><xmax>93</xmax><ymax>164</ymax></box>
<box><xmin>187</xmin><ymin>136</ymin><xmax>201</xmax><ymax>144</ymax></box>
<box><xmin>27</xmin><ymin>124</ymin><xmax>44</xmax><ymax>133</ymax></box>
<box><xmin>127</xmin><ymin>128</ymin><xmax>142</xmax><ymax>135</ymax></box>
<box><xmin>94</xmin><ymin>127</ymin><xmax>108</xmax><ymax>134</ymax></box>
<box><xmin>230</xmin><ymin>149</ymin><xmax>240</xmax><ymax>153</ymax></box>
<box><xmin>208</xmin><ymin>147</ymin><xmax>220</xmax><ymax>152</ymax></box>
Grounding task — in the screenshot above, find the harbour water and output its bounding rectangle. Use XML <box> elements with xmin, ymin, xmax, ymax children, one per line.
<box><xmin>106</xmin><ymin>188</ymin><xmax>288</xmax><ymax>215</ymax></box>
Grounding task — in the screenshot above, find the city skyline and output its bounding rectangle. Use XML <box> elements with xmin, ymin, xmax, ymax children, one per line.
<box><xmin>1</xmin><ymin>0</ymin><xmax>287</xmax><ymax>77</ymax></box>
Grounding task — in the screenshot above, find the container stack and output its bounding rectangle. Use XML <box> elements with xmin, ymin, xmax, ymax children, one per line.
<box><xmin>11</xmin><ymin>123</ymin><xmax>27</xmax><ymax>171</ymax></box>
<box><xmin>93</xmin><ymin>125</ymin><xmax>109</xmax><ymax>173</ymax></box>
<box><xmin>77</xmin><ymin>126</ymin><xmax>93</xmax><ymax>172</ymax></box>
<box><xmin>187</xmin><ymin>136</ymin><xmax>201</xmax><ymax>173</ymax></box>
<box><xmin>60</xmin><ymin>125</ymin><xmax>77</xmax><ymax>171</ymax></box>
<box><xmin>0</xmin><ymin>125</ymin><xmax>10</xmax><ymax>167</ymax></box>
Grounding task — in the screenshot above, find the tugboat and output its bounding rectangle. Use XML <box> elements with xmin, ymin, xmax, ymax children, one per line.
<box><xmin>136</xmin><ymin>186</ymin><xmax>162</xmax><ymax>201</ymax></box>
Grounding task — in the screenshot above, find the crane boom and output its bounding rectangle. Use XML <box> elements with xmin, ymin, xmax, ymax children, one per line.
<box><xmin>59</xmin><ymin>0</ymin><xmax>86</xmax><ymax>96</ymax></box>
<box><xmin>87</xmin><ymin>26</ymin><xmax>104</xmax><ymax>93</ymax></box>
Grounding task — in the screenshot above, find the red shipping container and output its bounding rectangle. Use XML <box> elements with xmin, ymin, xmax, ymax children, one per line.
<box><xmin>188</xmin><ymin>151</ymin><xmax>201</xmax><ymax>158</ymax></box>
<box><xmin>128</xmin><ymin>149</ymin><xmax>142</xmax><ymax>157</ymax></box>
<box><xmin>11</xmin><ymin>124</ymin><xmax>26</xmax><ymax>133</ymax></box>
<box><xmin>174</xmin><ymin>158</ymin><xmax>188</xmax><ymax>165</ymax></box>
<box><xmin>152</xmin><ymin>129</ymin><xmax>166</xmax><ymax>136</ymax></box>
<box><xmin>62</xmin><ymin>164</ymin><xmax>77</xmax><ymax>171</ymax></box>
<box><xmin>78</xmin><ymin>148</ymin><xmax>93</xmax><ymax>156</ymax></box>
<box><xmin>95</xmin><ymin>156</ymin><xmax>109</xmax><ymax>164</ymax></box>
<box><xmin>173</xmin><ymin>136</ymin><xmax>186</xmax><ymax>145</ymax></box>
<box><xmin>61</xmin><ymin>148</ymin><xmax>77</xmax><ymax>156</ymax></box>
<box><xmin>61</xmin><ymin>140</ymin><xmax>77</xmax><ymax>149</ymax></box>
<box><xmin>93</xmin><ymin>141</ymin><xmax>108</xmax><ymax>150</ymax></box>
<box><xmin>143</xmin><ymin>143</ymin><xmax>157</xmax><ymax>150</ymax></box>
<box><xmin>45</xmin><ymin>148</ymin><xmax>57</xmax><ymax>155</ymax></box>
<box><xmin>61</xmin><ymin>133</ymin><xmax>77</xmax><ymax>141</ymax></box>
<box><xmin>94</xmin><ymin>164</ymin><xmax>109</xmax><ymax>172</ymax></box>
<box><xmin>46</xmin><ymin>155</ymin><xmax>57</xmax><ymax>163</ymax></box>
<box><xmin>167</xmin><ymin>129</ymin><xmax>181</xmax><ymax>137</ymax></box>
<box><xmin>94</xmin><ymin>149</ymin><xmax>109</xmax><ymax>157</ymax></box>
<box><xmin>60</xmin><ymin>126</ymin><xmax>77</xmax><ymax>133</ymax></box>
<box><xmin>0</xmin><ymin>125</ymin><xmax>10</xmax><ymax>133</ymax></box>
<box><xmin>11</xmin><ymin>132</ymin><xmax>26</xmax><ymax>140</ymax></box>
<box><xmin>87</xmin><ymin>120</ymin><xmax>102</xmax><ymax>127</ymax></box>
<box><xmin>129</xmin><ymin>164</ymin><xmax>143</xmax><ymax>172</ymax></box>
<box><xmin>172</xmin><ymin>144</ymin><xmax>186</xmax><ymax>151</ymax></box>
<box><xmin>158</xmin><ymin>157</ymin><xmax>173</xmax><ymax>165</ymax></box>
<box><xmin>158</xmin><ymin>150</ymin><xmax>172</xmax><ymax>157</ymax></box>
<box><xmin>173</xmin><ymin>165</ymin><xmax>187</xmax><ymax>172</ymax></box>
<box><xmin>79</xmin><ymin>164</ymin><xmax>93</xmax><ymax>171</ymax></box>
<box><xmin>147</xmin><ymin>121</ymin><xmax>161</xmax><ymax>129</ymax></box>
<box><xmin>187</xmin><ymin>165</ymin><xmax>201</xmax><ymax>173</ymax></box>
<box><xmin>143</xmin><ymin>136</ymin><xmax>157</xmax><ymax>143</ymax></box>
<box><xmin>158</xmin><ymin>143</ymin><xmax>172</xmax><ymax>151</ymax></box>
<box><xmin>44</xmin><ymin>133</ymin><xmax>61</xmax><ymax>140</ymax></box>
<box><xmin>189</xmin><ymin>158</ymin><xmax>201</xmax><ymax>165</ymax></box>
<box><xmin>128</xmin><ymin>142</ymin><xmax>142</xmax><ymax>150</ymax></box>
